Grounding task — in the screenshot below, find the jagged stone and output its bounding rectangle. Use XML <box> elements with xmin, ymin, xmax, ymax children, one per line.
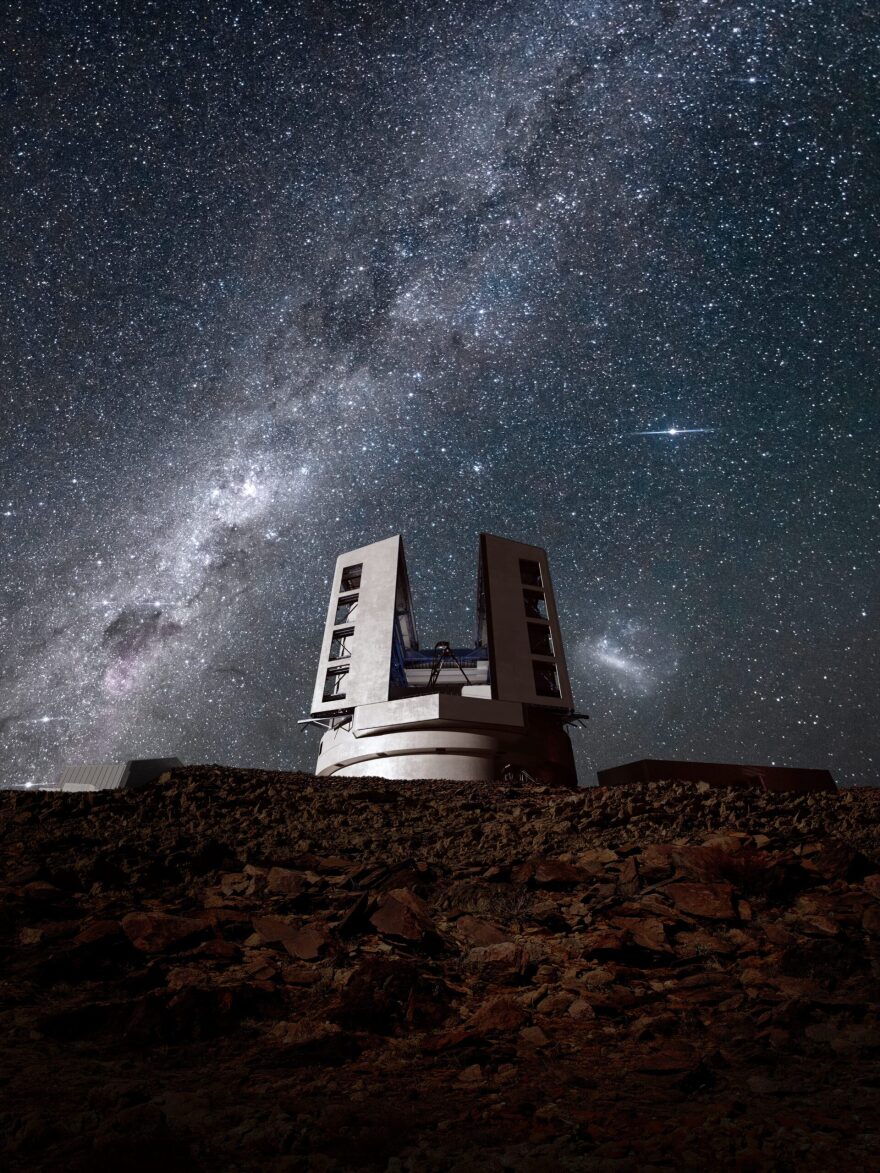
<box><xmin>664</xmin><ymin>881</ymin><xmax>737</xmax><ymax>920</ymax></box>
<box><xmin>451</xmin><ymin>914</ymin><xmax>509</xmax><ymax>947</ymax></box>
<box><xmin>467</xmin><ymin>995</ymin><xmax>527</xmax><ymax>1034</ymax></box>
<box><xmin>251</xmin><ymin>913</ymin><xmax>298</xmax><ymax>945</ymax></box>
<box><xmin>369</xmin><ymin>888</ymin><xmax>436</xmax><ymax>943</ymax></box>
<box><xmin>265</xmin><ymin>867</ymin><xmax>306</xmax><ymax>897</ymax></box>
<box><xmin>282</xmin><ymin>925</ymin><xmax>328</xmax><ymax>961</ymax></box>
<box><xmin>465</xmin><ymin>941</ymin><xmax>536</xmax><ymax>981</ymax></box>
<box><xmin>511</xmin><ymin>857</ymin><xmax>591</xmax><ymax>888</ymax></box>
<box><xmin>120</xmin><ymin>911</ymin><xmax>211</xmax><ymax>953</ymax></box>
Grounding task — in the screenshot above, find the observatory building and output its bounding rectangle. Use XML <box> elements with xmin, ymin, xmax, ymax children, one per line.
<box><xmin>306</xmin><ymin>534</ymin><xmax>581</xmax><ymax>786</ymax></box>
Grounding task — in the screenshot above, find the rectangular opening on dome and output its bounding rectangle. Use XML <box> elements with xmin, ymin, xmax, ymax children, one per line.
<box><xmin>329</xmin><ymin>628</ymin><xmax>353</xmax><ymax>661</ymax></box>
<box><xmin>340</xmin><ymin>563</ymin><xmax>362</xmax><ymax>591</ymax></box>
<box><xmin>520</xmin><ymin>559</ymin><xmax>542</xmax><ymax>587</ymax></box>
<box><xmin>335</xmin><ymin>595</ymin><xmax>358</xmax><ymax>625</ymax></box>
<box><xmin>528</xmin><ymin>623</ymin><xmax>554</xmax><ymax>656</ymax></box>
<box><xmin>323</xmin><ymin>665</ymin><xmax>349</xmax><ymax>701</ymax></box>
<box><xmin>533</xmin><ymin>662</ymin><xmax>561</xmax><ymax>698</ymax></box>
<box><xmin>523</xmin><ymin>590</ymin><xmax>548</xmax><ymax>620</ymax></box>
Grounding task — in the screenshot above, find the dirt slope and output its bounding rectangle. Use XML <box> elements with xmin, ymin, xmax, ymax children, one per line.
<box><xmin>1</xmin><ymin>768</ymin><xmax>879</xmax><ymax>1170</ymax></box>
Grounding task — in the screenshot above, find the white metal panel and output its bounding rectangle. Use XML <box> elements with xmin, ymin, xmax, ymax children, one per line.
<box><xmin>351</xmin><ymin>693</ymin><xmax>525</xmax><ymax>736</ymax></box>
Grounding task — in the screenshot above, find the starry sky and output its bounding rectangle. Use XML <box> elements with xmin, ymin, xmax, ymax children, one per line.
<box><xmin>2</xmin><ymin>1</ymin><xmax>878</xmax><ymax>788</ymax></box>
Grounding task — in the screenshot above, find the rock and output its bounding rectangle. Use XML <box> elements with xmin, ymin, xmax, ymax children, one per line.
<box><xmin>566</xmin><ymin>997</ymin><xmax>595</xmax><ymax>1020</ymax></box>
<box><xmin>21</xmin><ymin>881</ymin><xmax>67</xmax><ymax>907</ymax></box>
<box><xmin>467</xmin><ymin>996</ymin><xmax>527</xmax><ymax>1034</ymax></box>
<box><xmin>763</xmin><ymin>921</ymin><xmax>796</xmax><ymax>947</ymax></box>
<box><xmin>92</xmin><ymin>1101</ymin><xmax>188</xmax><ymax>1163</ymax></box>
<box><xmin>336</xmin><ymin>892</ymin><xmax>371</xmax><ymax>937</ymax></box>
<box><xmin>265</xmin><ymin>867</ymin><xmax>306</xmax><ymax>897</ymax></box>
<box><xmin>664</xmin><ymin>882</ymin><xmax>737</xmax><ymax>920</ymax></box>
<box><xmin>512</xmin><ymin>857</ymin><xmax>590</xmax><ymax>888</ymax></box>
<box><xmin>536</xmin><ymin>991</ymin><xmax>574</xmax><ymax>1015</ymax></box>
<box><xmin>519</xmin><ymin>1025</ymin><xmax>549</xmax><ymax>1047</ymax></box>
<box><xmin>283</xmin><ymin>925</ymin><xmax>328</xmax><ymax>961</ymax></box>
<box><xmin>452</xmin><ymin>914</ymin><xmax>509</xmax><ymax>947</ymax></box>
<box><xmin>74</xmin><ymin>919</ymin><xmax>127</xmax><ymax>946</ymax></box>
<box><xmin>192</xmin><ymin>938</ymin><xmax>240</xmax><ymax>961</ymax></box>
<box><xmin>331</xmin><ymin>956</ymin><xmax>451</xmax><ymax>1034</ymax></box>
<box><xmin>120</xmin><ymin>911</ymin><xmax>211</xmax><ymax>953</ymax></box>
<box><xmin>619</xmin><ymin>916</ymin><xmax>673</xmax><ymax>954</ymax></box>
<box><xmin>702</xmin><ymin>833</ymin><xmax>748</xmax><ymax>852</ymax></box>
<box><xmin>635</xmin><ymin>844</ymin><xmax>677</xmax><ymax>882</ymax></box>
<box><xmin>252</xmin><ymin>914</ymin><xmax>298</xmax><ymax>945</ymax></box>
<box><xmin>830</xmin><ymin>1024</ymin><xmax>880</xmax><ymax>1053</ymax></box>
<box><xmin>631</xmin><ymin>1013</ymin><xmax>678</xmax><ymax>1040</ymax></box>
<box><xmin>420</xmin><ymin>1027</ymin><xmax>471</xmax><ymax>1053</ymax></box>
<box><xmin>575</xmin><ymin>847</ymin><xmax>619</xmax><ymax>871</ymax></box>
<box><xmin>747</xmin><ymin>1074</ymin><xmax>779</xmax><ymax>1095</ymax></box>
<box><xmin>674</xmin><ymin>928</ymin><xmax>736</xmax><ymax>957</ymax></box>
<box><xmin>268</xmin><ymin>1020</ymin><xmax>361</xmax><ymax>1066</ymax></box>
<box><xmin>369</xmin><ymin>888</ymin><xmax>437</xmax><ymax>943</ymax></box>
<box><xmin>617</xmin><ymin>857</ymin><xmax>641</xmax><ymax>896</ymax></box>
<box><xmin>220</xmin><ymin>872</ymin><xmax>251</xmax><ymax>897</ymax></box>
<box><xmin>465</xmin><ymin>941</ymin><xmax>535</xmax><ymax>982</ymax></box>
<box><xmin>801</xmin><ymin>841</ymin><xmax>873</xmax><ymax>882</ymax></box>
<box><xmin>638</xmin><ymin>1043</ymin><xmax>700</xmax><ymax>1072</ymax></box>
<box><xmin>581</xmin><ymin>928</ymin><xmax>629</xmax><ymax>956</ymax></box>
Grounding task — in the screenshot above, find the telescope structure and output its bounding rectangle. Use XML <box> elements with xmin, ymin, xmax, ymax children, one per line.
<box><xmin>307</xmin><ymin>533</ymin><xmax>580</xmax><ymax>786</ymax></box>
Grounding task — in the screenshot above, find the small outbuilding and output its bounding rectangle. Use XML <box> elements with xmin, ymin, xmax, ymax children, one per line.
<box><xmin>55</xmin><ymin>757</ymin><xmax>182</xmax><ymax>792</ymax></box>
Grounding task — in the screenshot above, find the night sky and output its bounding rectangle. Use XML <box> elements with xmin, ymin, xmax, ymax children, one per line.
<box><xmin>2</xmin><ymin>1</ymin><xmax>878</xmax><ymax>788</ymax></box>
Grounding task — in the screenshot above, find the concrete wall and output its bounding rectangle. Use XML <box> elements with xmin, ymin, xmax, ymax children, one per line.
<box><xmin>479</xmin><ymin>533</ymin><xmax>573</xmax><ymax>710</ymax></box>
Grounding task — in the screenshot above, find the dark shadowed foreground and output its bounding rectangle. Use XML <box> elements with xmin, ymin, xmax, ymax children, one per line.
<box><xmin>2</xmin><ymin>768</ymin><xmax>879</xmax><ymax>1171</ymax></box>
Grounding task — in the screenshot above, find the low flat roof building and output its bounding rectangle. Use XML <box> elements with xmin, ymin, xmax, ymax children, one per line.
<box><xmin>55</xmin><ymin>757</ymin><xmax>182</xmax><ymax>792</ymax></box>
<box><xmin>596</xmin><ymin>758</ymin><xmax>836</xmax><ymax>794</ymax></box>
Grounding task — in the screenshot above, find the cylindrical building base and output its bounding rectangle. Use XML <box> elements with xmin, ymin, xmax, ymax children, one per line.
<box><xmin>325</xmin><ymin>753</ymin><xmax>495</xmax><ymax>782</ymax></box>
<box><xmin>316</xmin><ymin>713</ymin><xmax>577</xmax><ymax>787</ymax></box>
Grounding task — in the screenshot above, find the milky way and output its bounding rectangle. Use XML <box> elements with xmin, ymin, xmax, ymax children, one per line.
<box><xmin>2</xmin><ymin>1</ymin><xmax>878</xmax><ymax>787</ymax></box>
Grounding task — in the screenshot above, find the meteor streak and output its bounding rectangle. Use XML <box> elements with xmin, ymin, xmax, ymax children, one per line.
<box><xmin>630</xmin><ymin>427</ymin><xmax>716</xmax><ymax>436</ymax></box>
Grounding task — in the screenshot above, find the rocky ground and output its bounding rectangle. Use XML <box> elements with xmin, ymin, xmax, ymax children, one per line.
<box><xmin>1</xmin><ymin>768</ymin><xmax>879</xmax><ymax>1171</ymax></box>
